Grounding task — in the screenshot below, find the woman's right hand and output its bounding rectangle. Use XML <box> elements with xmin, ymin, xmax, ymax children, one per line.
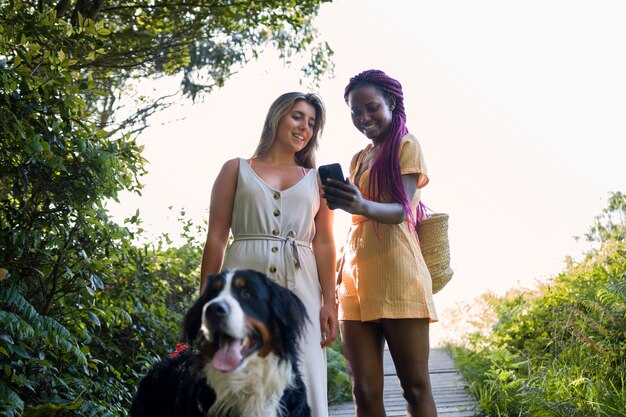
<box><xmin>324</xmin><ymin>175</ymin><xmax>415</xmax><ymax>224</ymax></box>
<box><xmin>322</xmin><ymin>178</ymin><xmax>367</xmax><ymax>215</ymax></box>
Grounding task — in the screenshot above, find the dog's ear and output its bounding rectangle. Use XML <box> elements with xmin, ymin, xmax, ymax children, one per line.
<box><xmin>181</xmin><ymin>285</ymin><xmax>208</xmax><ymax>346</ymax></box>
<box><xmin>267</xmin><ymin>276</ymin><xmax>310</xmax><ymax>354</ymax></box>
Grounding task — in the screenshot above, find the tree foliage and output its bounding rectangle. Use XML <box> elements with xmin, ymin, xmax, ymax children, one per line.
<box><xmin>586</xmin><ymin>191</ymin><xmax>626</xmax><ymax>243</ymax></box>
<box><xmin>1</xmin><ymin>1</ymin><xmax>335</xmax><ymax>415</ymax></box>
<box><xmin>2</xmin><ymin>0</ymin><xmax>334</xmax><ymax>135</ymax></box>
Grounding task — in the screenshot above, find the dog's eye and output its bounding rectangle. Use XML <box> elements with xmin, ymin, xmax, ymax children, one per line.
<box><xmin>241</xmin><ymin>288</ymin><xmax>253</xmax><ymax>299</ymax></box>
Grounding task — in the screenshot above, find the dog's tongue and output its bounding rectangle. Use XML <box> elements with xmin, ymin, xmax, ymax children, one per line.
<box><xmin>212</xmin><ymin>339</ymin><xmax>242</xmax><ymax>372</ymax></box>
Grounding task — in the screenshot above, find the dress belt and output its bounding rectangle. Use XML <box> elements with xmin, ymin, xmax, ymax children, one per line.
<box><xmin>231</xmin><ymin>232</ymin><xmax>312</xmax><ymax>290</ymax></box>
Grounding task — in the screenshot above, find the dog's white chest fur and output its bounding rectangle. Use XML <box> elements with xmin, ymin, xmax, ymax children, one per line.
<box><xmin>204</xmin><ymin>353</ymin><xmax>295</xmax><ymax>417</ymax></box>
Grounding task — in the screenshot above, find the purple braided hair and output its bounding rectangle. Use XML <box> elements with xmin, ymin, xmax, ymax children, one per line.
<box><xmin>344</xmin><ymin>69</ymin><xmax>418</xmax><ymax>229</ymax></box>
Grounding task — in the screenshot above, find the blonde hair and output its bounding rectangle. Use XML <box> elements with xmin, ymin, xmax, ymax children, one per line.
<box><xmin>253</xmin><ymin>92</ymin><xmax>326</xmax><ymax>168</ymax></box>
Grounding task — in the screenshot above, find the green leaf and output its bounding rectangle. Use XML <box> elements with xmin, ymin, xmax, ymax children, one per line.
<box><xmin>10</xmin><ymin>343</ymin><xmax>30</xmax><ymax>359</ymax></box>
<box><xmin>92</xmin><ymin>274</ymin><xmax>104</xmax><ymax>290</ymax></box>
<box><xmin>87</xmin><ymin>311</ymin><xmax>101</xmax><ymax>327</ymax></box>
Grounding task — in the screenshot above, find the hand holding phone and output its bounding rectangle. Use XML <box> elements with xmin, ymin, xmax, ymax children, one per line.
<box><xmin>319</xmin><ymin>163</ymin><xmax>347</xmax><ymax>211</ymax></box>
<box><xmin>318</xmin><ymin>163</ymin><xmax>345</xmax><ymax>187</ymax></box>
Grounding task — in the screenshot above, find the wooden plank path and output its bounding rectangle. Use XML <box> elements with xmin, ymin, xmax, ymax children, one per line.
<box><xmin>329</xmin><ymin>347</ymin><xmax>480</xmax><ymax>417</ymax></box>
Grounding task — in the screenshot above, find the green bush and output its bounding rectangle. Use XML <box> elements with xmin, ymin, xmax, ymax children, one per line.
<box><xmin>327</xmin><ymin>337</ymin><xmax>352</xmax><ymax>404</ymax></box>
<box><xmin>447</xmin><ymin>194</ymin><xmax>626</xmax><ymax>417</ymax></box>
<box><xmin>1</xmin><ymin>217</ymin><xmax>203</xmax><ymax>417</ymax></box>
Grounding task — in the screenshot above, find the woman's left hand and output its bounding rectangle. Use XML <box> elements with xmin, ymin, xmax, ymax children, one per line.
<box><xmin>320</xmin><ymin>302</ymin><xmax>338</xmax><ymax>347</ymax></box>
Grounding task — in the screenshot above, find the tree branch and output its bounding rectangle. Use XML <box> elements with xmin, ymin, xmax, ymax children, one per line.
<box><xmin>55</xmin><ymin>0</ymin><xmax>71</xmax><ymax>17</ymax></box>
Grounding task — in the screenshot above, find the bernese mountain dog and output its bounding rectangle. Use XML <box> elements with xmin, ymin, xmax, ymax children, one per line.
<box><xmin>130</xmin><ymin>268</ymin><xmax>311</xmax><ymax>417</ymax></box>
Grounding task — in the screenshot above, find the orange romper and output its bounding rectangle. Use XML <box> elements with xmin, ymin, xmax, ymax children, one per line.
<box><xmin>337</xmin><ymin>134</ymin><xmax>438</xmax><ymax>322</ymax></box>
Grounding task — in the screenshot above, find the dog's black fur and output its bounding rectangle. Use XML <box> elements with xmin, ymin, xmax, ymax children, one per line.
<box><xmin>130</xmin><ymin>269</ymin><xmax>311</xmax><ymax>417</ymax></box>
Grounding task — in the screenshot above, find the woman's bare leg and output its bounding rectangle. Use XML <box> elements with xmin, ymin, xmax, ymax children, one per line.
<box><xmin>340</xmin><ymin>320</ymin><xmax>386</xmax><ymax>417</ymax></box>
<box><xmin>383</xmin><ymin>318</ymin><xmax>437</xmax><ymax>417</ymax></box>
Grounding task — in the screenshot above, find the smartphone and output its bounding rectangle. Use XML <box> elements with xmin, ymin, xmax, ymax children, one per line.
<box><xmin>318</xmin><ymin>163</ymin><xmax>345</xmax><ymax>187</ymax></box>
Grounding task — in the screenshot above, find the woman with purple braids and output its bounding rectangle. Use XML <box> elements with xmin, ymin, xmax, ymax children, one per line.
<box><xmin>322</xmin><ymin>70</ymin><xmax>438</xmax><ymax>416</ymax></box>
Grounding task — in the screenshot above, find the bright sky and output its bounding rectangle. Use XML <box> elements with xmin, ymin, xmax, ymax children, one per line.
<box><xmin>109</xmin><ymin>1</ymin><xmax>626</xmax><ymax>344</ymax></box>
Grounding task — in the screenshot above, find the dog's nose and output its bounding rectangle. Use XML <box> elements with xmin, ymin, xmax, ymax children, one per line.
<box><xmin>207</xmin><ymin>301</ymin><xmax>230</xmax><ymax>320</ymax></box>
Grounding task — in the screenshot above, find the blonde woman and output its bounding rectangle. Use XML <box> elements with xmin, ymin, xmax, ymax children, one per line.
<box><xmin>200</xmin><ymin>92</ymin><xmax>337</xmax><ymax>417</ymax></box>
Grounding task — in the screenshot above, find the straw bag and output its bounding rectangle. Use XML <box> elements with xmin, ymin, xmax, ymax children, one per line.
<box><xmin>417</xmin><ymin>206</ymin><xmax>453</xmax><ymax>294</ymax></box>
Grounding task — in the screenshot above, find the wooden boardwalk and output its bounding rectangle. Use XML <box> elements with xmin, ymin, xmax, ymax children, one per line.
<box><xmin>329</xmin><ymin>347</ymin><xmax>480</xmax><ymax>417</ymax></box>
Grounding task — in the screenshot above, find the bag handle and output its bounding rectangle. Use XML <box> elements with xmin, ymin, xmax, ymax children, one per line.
<box><xmin>417</xmin><ymin>201</ymin><xmax>436</xmax><ymax>223</ymax></box>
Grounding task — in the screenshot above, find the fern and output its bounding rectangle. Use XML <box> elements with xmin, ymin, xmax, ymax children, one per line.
<box><xmin>57</xmin><ymin>339</ymin><xmax>88</xmax><ymax>366</ymax></box>
<box><xmin>448</xmin><ymin>239</ymin><xmax>626</xmax><ymax>416</ymax></box>
<box><xmin>0</xmin><ymin>290</ymin><xmax>88</xmax><ymax>366</ymax></box>
<box><xmin>0</xmin><ymin>383</ymin><xmax>25</xmax><ymax>417</ymax></box>
<box><xmin>596</xmin><ymin>278</ymin><xmax>626</xmax><ymax>317</ymax></box>
<box><xmin>0</xmin><ymin>310</ymin><xmax>35</xmax><ymax>340</ymax></box>
<box><xmin>0</xmin><ymin>287</ymin><xmax>39</xmax><ymax>322</ymax></box>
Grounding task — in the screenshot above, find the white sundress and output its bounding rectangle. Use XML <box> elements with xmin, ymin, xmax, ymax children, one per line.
<box><xmin>222</xmin><ymin>158</ymin><xmax>328</xmax><ymax>417</ymax></box>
